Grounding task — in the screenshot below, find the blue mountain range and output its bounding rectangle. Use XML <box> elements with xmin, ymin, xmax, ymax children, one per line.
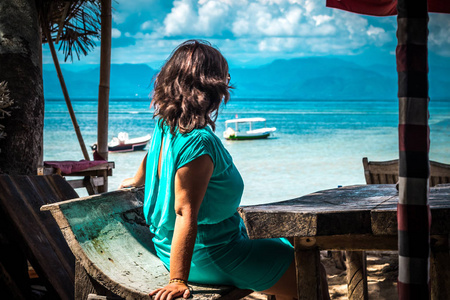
<box><xmin>43</xmin><ymin>55</ymin><xmax>450</xmax><ymax>100</ymax></box>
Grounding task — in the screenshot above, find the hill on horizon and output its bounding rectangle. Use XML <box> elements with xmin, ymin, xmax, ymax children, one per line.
<box><xmin>43</xmin><ymin>56</ymin><xmax>450</xmax><ymax>100</ymax></box>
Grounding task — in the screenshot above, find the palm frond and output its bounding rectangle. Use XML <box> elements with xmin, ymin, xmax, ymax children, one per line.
<box><xmin>38</xmin><ymin>0</ymin><xmax>101</xmax><ymax>61</ymax></box>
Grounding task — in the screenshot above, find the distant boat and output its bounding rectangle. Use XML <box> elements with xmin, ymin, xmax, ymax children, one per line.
<box><xmin>91</xmin><ymin>132</ymin><xmax>151</xmax><ymax>152</ymax></box>
<box><xmin>223</xmin><ymin>117</ymin><xmax>276</xmax><ymax>140</ymax></box>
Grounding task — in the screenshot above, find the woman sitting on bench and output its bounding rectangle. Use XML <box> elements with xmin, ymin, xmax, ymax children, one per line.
<box><xmin>120</xmin><ymin>40</ymin><xmax>329</xmax><ymax>300</ymax></box>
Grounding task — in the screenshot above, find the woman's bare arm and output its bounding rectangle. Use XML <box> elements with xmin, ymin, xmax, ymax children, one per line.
<box><xmin>150</xmin><ymin>154</ymin><xmax>213</xmax><ymax>300</ymax></box>
<box><xmin>119</xmin><ymin>153</ymin><xmax>147</xmax><ymax>188</ymax></box>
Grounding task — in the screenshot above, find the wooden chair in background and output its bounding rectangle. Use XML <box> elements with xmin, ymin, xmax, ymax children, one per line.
<box><xmin>362</xmin><ymin>157</ymin><xmax>450</xmax><ymax>186</ymax></box>
<box><xmin>345</xmin><ymin>157</ymin><xmax>450</xmax><ymax>299</ymax></box>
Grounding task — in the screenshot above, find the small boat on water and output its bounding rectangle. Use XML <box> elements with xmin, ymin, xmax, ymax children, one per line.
<box><xmin>223</xmin><ymin>117</ymin><xmax>276</xmax><ymax>140</ymax></box>
<box><xmin>91</xmin><ymin>132</ymin><xmax>151</xmax><ymax>152</ymax></box>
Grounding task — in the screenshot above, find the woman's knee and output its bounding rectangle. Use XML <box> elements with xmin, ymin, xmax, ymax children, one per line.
<box><xmin>262</xmin><ymin>261</ymin><xmax>297</xmax><ymax>298</ymax></box>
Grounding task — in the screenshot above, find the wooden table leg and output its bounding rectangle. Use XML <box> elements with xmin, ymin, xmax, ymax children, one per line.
<box><xmin>97</xmin><ymin>170</ymin><xmax>108</xmax><ymax>193</ymax></box>
<box><xmin>345</xmin><ymin>250</ymin><xmax>368</xmax><ymax>300</ymax></box>
<box><xmin>430</xmin><ymin>235</ymin><xmax>450</xmax><ymax>299</ymax></box>
<box><xmin>294</xmin><ymin>238</ymin><xmax>323</xmax><ymax>300</ymax></box>
<box><xmin>83</xmin><ymin>176</ymin><xmax>97</xmax><ymax>195</ymax></box>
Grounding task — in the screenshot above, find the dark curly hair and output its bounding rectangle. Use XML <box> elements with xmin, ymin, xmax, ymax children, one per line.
<box><xmin>151</xmin><ymin>40</ymin><xmax>231</xmax><ymax>135</ymax></box>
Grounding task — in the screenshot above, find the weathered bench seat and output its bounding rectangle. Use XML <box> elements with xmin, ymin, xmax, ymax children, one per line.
<box><xmin>42</xmin><ymin>187</ymin><xmax>252</xmax><ymax>300</ymax></box>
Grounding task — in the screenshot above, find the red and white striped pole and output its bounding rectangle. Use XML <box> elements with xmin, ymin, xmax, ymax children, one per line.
<box><xmin>396</xmin><ymin>0</ymin><xmax>431</xmax><ymax>299</ymax></box>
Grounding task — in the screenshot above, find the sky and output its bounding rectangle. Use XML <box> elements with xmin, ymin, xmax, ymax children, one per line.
<box><xmin>42</xmin><ymin>0</ymin><xmax>450</xmax><ymax>70</ymax></box>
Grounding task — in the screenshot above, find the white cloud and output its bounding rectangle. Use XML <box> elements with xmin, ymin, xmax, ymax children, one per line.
<box><xmin>112</xmin><ymin>11</ymin><xmax>127</xmax><ymax>25</ymax></box>
<box><xmin>141</xmin><ymin>21</ymin><xmax>152</xmax><ymax>31</ymax></box>
<box><xmin>429</xmin><ymin>14</ymin><xmax>450</xmax><ymax>56</ymax></box>
<box><xmin>109</xmin><ymin>0</ymin><xmax>398</xmax><ymax>64</ymax></box>
<box><xmin>163</xmin><ymin>0</ymin><xmax>197</xmax><ymax>36</ymax></box>
<box><xmin>366</xmin><ymin>25</ymin><xmax>392</xmax><ymax>46</ymax></box>
<box><xmin>197</xmin><ymin>1</ymin><xmax>231</xmax><ymax>36</ymax></box>
<box><xmin>367</xmin><ymin>25</ymin><xmax>384</xmax><ymax>36</ymax></box>
<box><xmin>312</xmin><ymin>15</ymin><xmax>332</xmax><ymax>26</ymax></box>
<box><xmin>103</xmin><ymin>0</ymin><xmax>449</xmax><ymax>65</ymax></box>
<box><xmin>112</xmin><ymin>28</ymin><xmax>122</xmax><ymax>38</ymax></box>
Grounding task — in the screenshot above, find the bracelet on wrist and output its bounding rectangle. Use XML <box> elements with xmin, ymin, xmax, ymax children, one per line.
<box><xmin>169</xmin><ymin>278</ymin><xmax>187</xmax><ymax>285</ymax></box>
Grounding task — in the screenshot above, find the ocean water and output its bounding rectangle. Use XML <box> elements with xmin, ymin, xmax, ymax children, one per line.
<box><xmin>44</xmin><ymin>98</ymin><xmax>450</xmax><ymax>205</ymax></box>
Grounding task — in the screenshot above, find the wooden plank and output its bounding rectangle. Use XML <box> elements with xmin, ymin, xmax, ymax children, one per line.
<box><xmin>67</xmin><ymin>179</ymin><xmax>86</xmax><ymax>189</ymax></box>
<box><xmin>294</xmin><ymin>238</ymin><xmax>323</xmax><ymax>300</ymax></box>
<box><xmin>430</xmin><ymin>236</ymin><xmax>450</xmax><ymax>300</ymax></box>
<box><xmin>240</xmin><ymin>185</ymin><xmax>450</xmax><ymax>239</ymax></box>
<box><xmin>240</xmin><ymin>185</ymin><xmax>398</xmax><ymax>239</ymax></box>
<box><xmin>40</xmin><ymin>162</ymin><xmax>114</xmax><ymax>176</ymax></box>
<box><xmin>295</xmin><ymin>235</ymin><xmax>398</xmax><ymax>251</ymax></box>
<box><xmin>0</xmin><ymin>175</ymin><xmax>76</xmax><ymax>300</ymax></box>
<box><xmin>67</xmin><ymin>177</ymin><xmax>104</xmax><ymax>190</ymax></box>
<box><xmin>371</xmin><ymin>207</ymin><xmax>450</xmax><ymax>236</ymax></box>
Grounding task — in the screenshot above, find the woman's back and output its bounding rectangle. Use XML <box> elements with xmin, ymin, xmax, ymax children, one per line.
<box><xmin>144</xmin><ymin>122</ymin><xmax>244</xmax><ymax>245</ymax></box>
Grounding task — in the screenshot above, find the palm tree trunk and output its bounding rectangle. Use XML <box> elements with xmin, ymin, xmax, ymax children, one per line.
<box><xmin>0</xmin><ymin>0</ymin><xmax>43</xmax><ymax>298</ymax></box>
<box><xmin>0</xmin><ymin>0</ymin><xmax>44</xmax><ymax>175</ymax></box>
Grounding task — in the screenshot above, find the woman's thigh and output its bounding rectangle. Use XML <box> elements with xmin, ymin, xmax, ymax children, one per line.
<box><xmin>189</xmin><ymin>237</ymin><xmax>294</xmax><ymax>291</ymax></box>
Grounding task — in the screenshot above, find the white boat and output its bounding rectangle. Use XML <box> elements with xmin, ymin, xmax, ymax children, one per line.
<box><xmin>107</xmin><ymin>132</ymin><xmax>151</xmax><ymax>152</ymax></box>
<box><xmin>91</xmin><ymin>132</ymin><xmax>151</xmax><ymax>152</ymax></box>
<box><xmin>223</xmin><ymin>117</ymin><xmax>276</xmax><ymax>140</ymax></box>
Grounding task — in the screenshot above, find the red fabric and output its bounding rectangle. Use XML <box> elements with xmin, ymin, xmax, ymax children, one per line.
<box><xmin>429</xmin><ymin>0</ymin><xmax>450</xmax><ymax>14</ymax></box>
<box><xmin>398</xmin><ymin>124</ymin><xmax>429</xmax><ymax>152</ymax></box>
<box><xmin>326</xmin><ymin>0</ymin><xmax>397</xmax><ymax>16</ymax></box>
<box><xmin>326</xmin><ymin>0</ymin><xmax>450</xmax><ymax>16</ymax></box>
<box><xmin>93</xmin><ymin>150</ymin><xmax>106</xmax><ymax>161</ymax></box>
<box><xmin>397</xmin><ymin>203</ymin><xmax>432</xmax><ymax>232</ymax></box>
<box><xmin>44</xmin><ymin>160</ymin><xmax>108</xmax><ymax>175</ymax></box>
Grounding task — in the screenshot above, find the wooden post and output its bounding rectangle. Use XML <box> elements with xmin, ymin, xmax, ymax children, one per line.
<box><xmin>294</xmin><ymin>237</ymin><xmax>323</xmax><ymax>300</ymax></box>
<box><xmin>430</xmin><ymin>236</ymin><xmax>450</xmax><ymax>299</ymax></box>
<box><xmin>97</xmin><ymin>0</ymin><xmax>112</xmax><ymax>166</ymax></box>
<box><xmin>44</xmin><ymin>27</ymin><xmax>90</xmax><ymax>161</ymax></box>
<box><xmin>345</xmin><ymin>251</ymin><xmax>368</xmax><ymax>300</ymax></box>
<box><xmin>396</xmin><ymin>0</ymin><xmax>431</xmax><ymax>299</ymax></box>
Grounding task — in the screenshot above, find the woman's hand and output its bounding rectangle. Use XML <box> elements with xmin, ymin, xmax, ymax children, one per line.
<box><xmin>149</xmin><ymin>282</ymin><xmax>191</xmax><ymax>300</ymax></box>
<box><xmin>119</xmin><ymin>177</ymin><xmax>138</xmax><ymax>189</ymax></box>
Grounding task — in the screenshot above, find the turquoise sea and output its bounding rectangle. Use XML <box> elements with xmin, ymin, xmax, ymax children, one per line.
<box><xmin>44</xmin><ymin>98</ymin><xmax>450</xmax><ymax>205</ymax></box>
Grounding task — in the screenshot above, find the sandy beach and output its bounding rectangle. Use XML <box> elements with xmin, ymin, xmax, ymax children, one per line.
<box><xmin>244</xmin><ymin>251</ymin><xmax>398</xmax><ymax>300</ymax></box>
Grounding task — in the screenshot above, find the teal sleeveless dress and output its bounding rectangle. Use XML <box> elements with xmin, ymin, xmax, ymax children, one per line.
<box><xmin>144</xmin><ymin>120</ymin><xmax>293</xmax><ymax>291</ymax></box>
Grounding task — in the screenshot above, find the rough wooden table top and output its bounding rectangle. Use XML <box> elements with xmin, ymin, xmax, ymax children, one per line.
<box><xmin>239</xmin><ymin>184</ymin><xmax>450</xmax><ymax>240</ymax></box>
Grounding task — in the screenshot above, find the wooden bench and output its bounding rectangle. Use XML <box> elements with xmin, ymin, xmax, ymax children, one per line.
<box><xmin>0</xmin><ymin>175</ymin><xmax>78</xmax><ymax>300</ymax></box>
<box><xmin>41</xmin><ymin>187</ymin><xmax>252</xmax><ymax>300</ymax></box>
<box><xmin>38</xmin><ymin>161</ymin><xmax>115</xmax><ymax>195</ymax></box>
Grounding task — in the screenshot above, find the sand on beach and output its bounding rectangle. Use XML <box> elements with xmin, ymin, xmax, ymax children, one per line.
<box><xmin>244</xmin><ymin>251</ymin><xmax>398</xmax><ymax>300</ymax></box>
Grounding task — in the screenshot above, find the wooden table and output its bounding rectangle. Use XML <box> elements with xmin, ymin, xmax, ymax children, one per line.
<box><xmin>38</xmin><ymin>162</ymin><xmax>115</xmax><ymax>195</ymax></box>
<box><xmin>238</xmin><ymin>184</ymin><xmax>450</xmax><ymax>300</ymax></box>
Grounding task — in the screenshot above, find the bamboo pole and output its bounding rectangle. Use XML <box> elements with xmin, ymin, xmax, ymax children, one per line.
<box><xmin>97</xmin><ymin>0</ymin><xmax>112</xmax><ymax>191</ymax></box>
<box><xmin>44</xmin><ymin>27</ymin><xmax>90</xmax><ymax>161</ymax></box>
